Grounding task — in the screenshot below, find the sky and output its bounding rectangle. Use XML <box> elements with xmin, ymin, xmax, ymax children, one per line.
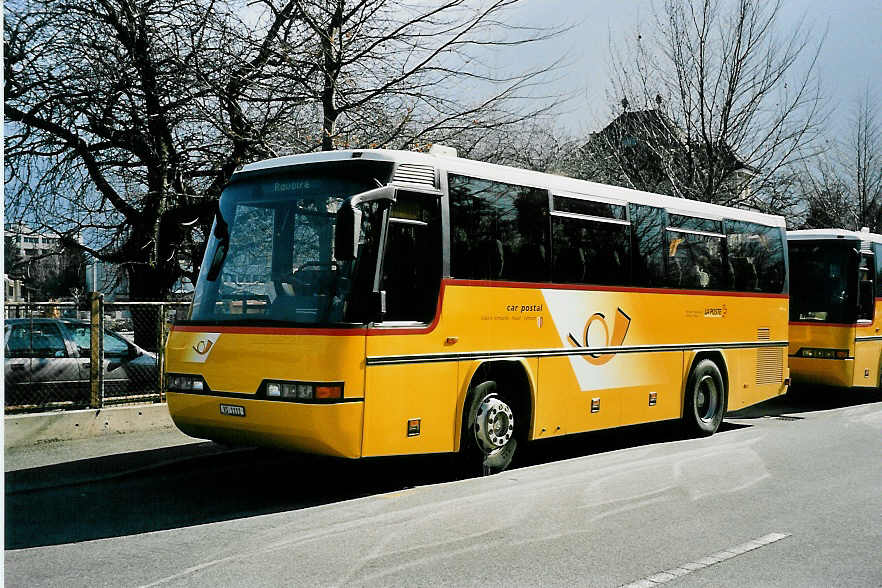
<box><xmin>500</xmin><ymin>0</ymin><xmax>881</xmax><ymax>138</ymax></box>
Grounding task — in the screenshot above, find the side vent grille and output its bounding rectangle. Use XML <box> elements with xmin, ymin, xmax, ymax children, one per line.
<box><xmin>756</xmin><ymin>347</ymin><xmax>783</xmax><ymax>385</ymax></box>
<box><xmin>756</xmin><ymin>327</ymin><xmax>780</xmax><ymax>385</ymax></box>
<box><xmin>392</xmin><ymin>163</ymin><xmax>436</xmax><ymax>187</ymax></box>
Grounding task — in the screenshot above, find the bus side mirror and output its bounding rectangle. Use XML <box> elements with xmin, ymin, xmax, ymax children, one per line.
<box><xmin>205</xmin><ymin>205</ymin><xmax>230</xmax><ymax>282</ymax></box>
<box><xmin>335</xmin><ymin>201</ymin><xmax>362</xmax><ymax>261</ymax></box>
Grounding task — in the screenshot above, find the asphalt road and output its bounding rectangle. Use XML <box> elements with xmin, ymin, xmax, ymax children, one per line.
<box><xmin>5</xmin><ymin>389</ymin><xmax>881</xmax><ymax>587</ymax></box>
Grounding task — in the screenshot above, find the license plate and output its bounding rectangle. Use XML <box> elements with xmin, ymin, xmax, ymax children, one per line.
<box><xmin>219</xmin><ymin>403</ymin><xmax>246</xmax><ymax>417</ymax></box>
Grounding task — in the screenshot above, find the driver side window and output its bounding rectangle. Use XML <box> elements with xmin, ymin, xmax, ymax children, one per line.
<box><xmin>70</xmin><ymin>325</ymin><xmax>130</xmax><ymax>356</ymax></box>
<box><xmin>380</xmin><ymin>192</ymin><xmax>442</xmax><ymax>323</ymax></box>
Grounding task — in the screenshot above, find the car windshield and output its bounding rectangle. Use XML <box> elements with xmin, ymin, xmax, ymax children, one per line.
<box><xmin>789</xmin><ymin>240</ymin><xmax>856</xmax><ymax>323</ymax></box>
<box><xmin>190</xmin><ymin>162</ymin><xmax>392</xmax><ymax>325</ymax></box>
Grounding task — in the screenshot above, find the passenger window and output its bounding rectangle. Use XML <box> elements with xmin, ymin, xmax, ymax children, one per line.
<box><xmin>629</xmin><ymin>204</ymin><xmax>666</xmax><ymax>287</ymax></box>
<box><xmin>449</xmin><ymin>174</ymin><xmax>549</xmax><ymax>282</ymax></box>
<box><xmin>70</xmin><ymin>325</ymin><xmax>91</xmax><ymax>349</ymax></box>
<box><xmin>12</xmin><ymin>323</ymin><xmax>68</xmax><ymax>358</ymax></box>
<box><xmin>553</xmin><ymin>196</ymin><xmax>626</xmax><ymax>220</ymax></box>
<box><xmin>104</xmin><ymin>332</ymin><xmax>131</xmax><ymax>356</ymax></box>
<box><xmin>726</xmin><ymin>221</ymin><xmax>785</xmax><ymax>293</ymax></box>
<box><xmin>668</xmin><ymin>214</ymin><xmax>723</xmax><ymax>234</ymax></box>
<box><xmin>551</xmin><ymin>216</ymin><xmax>630</xmax><ymax>285</ymax></box>
<box><xmin>380</xmin><ymin>192</ymin><xmax>442</xmax><ymax>322</ymax></box>
<box><xmin>665</xmin><ymin>228</ymin><xmax>726</xmax><ymax>290</ymax></box>
<box><xmin>6</xmin><ymin>325</ymin><xmax>32</xmax><ymax>358</ymax></box>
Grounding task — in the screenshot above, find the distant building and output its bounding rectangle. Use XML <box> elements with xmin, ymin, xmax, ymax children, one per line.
<box><xmin>4</xmin><ymin>274</ymin><xmax>25</xmax><ymax>302</ymax></box>
<box><xmin>580</xmin><ymin>107</ymin><xmax>755</xmax><ymax>203</ymax></box>
<box><xmin>4</xmin><ymin>223</ymin><xmax>67</xmax><ymax>275</ymax></box>
<box><xmin>4</xmin><ymin>223</ymin><xmax>85</xmax><ymax>301</ymax></box>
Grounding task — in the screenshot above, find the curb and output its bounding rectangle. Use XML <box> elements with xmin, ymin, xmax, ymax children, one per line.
<box><xmin>4</xmin><ymin>403</ymin><xmax>175</xmax><ymax>449</ymax></box>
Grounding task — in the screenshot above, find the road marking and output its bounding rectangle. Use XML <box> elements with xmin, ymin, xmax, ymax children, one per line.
<box><xmin>619</xmin><ymin>532</ymin><xmax>791</xmax><ymax>587</ymax></box>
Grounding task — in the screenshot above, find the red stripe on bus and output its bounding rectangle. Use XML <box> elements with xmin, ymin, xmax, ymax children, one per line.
<box><xmin>171</xmin><ymin>324</ymin><xmax>369</xmax><ymax>336</ymax></box>
<box><xmin>172</xmin><ymin>283</ymin><xmax>448</xmax><ymax>336</ymax></box>
<box><xmin>445</xmin><ymin>279</ymin><xmax>788</xmax><ymax>298</ymax></box>
<box><xmin>171</xmin><ymin>278</ymin><xmax>785</xmax><ymax>337</ymax></box>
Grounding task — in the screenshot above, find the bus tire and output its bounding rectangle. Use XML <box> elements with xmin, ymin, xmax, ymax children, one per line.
<box><xmin>683</xmin><ymin>358</ymin><xmax>726</xmax><ymax>437</ymax></box>
<box><xmin>460</xmin><ymin>379</ymin><xmax>518</xmax><ymax>476</ymax></box>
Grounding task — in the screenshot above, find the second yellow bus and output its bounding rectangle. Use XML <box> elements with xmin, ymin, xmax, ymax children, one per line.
<box><xmin>788</xmin><ymin>228</ymin><xmax>882</xmax><ymax>389</ymax></box>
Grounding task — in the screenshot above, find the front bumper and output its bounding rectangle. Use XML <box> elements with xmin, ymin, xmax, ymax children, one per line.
<box><xmin>167</xmin><ymin>391</ymin><xmax>364</xmax><ymax>458</ymax></box>
<box><xmin>788</xmin><ymin>357</ymin><xmax>853</xmax><ymax>388</ymax></box>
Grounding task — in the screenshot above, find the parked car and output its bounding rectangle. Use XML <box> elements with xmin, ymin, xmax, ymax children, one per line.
<box><xmin>4</xmin><ymin>318</ymin><xmax>157</xmax><ymax>407</ymax></box>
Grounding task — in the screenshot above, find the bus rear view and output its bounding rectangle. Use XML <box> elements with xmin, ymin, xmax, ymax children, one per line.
<box><xmin>788</xmin><ymin>229</ymin><xmax>882</xmax><ymax>389</ymax></box>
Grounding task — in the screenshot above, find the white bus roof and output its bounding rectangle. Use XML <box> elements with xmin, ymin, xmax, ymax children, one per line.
<box><xmin>787</xmin><ymin>228</ymin><xmax>882</xmax><ymax>244</ymax></box>
<box><xmin>236</xmin><ymin>149</ymin><xmax>786</xmax><ymax>228</ymax></box>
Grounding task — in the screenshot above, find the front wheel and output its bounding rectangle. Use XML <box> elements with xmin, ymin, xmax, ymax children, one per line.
<box><xmin>461</xmin><ymin>380</ymin><xmax>518</xmax><ymax>476</ymax></box>
<box><xmin>683</xmin><ymin>359</ymin><xmax>726</xmax><ymax>437</ymax></box>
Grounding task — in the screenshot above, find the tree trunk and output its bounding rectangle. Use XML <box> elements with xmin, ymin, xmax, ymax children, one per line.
<box><xmin>127</xmin><ymin>265</ymin><xmax>176</xmax><ymax>352</ymax></box>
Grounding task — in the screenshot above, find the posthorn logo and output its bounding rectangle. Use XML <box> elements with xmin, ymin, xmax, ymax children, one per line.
<box><xmin>566</xmin><ymin>307</ymin><xmax>632</xmax><ymax>365</ymax></box>
<box><xmin>193</xmin><ymin>339</ymin><xmax>214</xmax><ymax>355</ymax></box>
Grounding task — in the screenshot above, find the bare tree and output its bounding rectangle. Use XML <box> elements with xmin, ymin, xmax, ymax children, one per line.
<box><xmin>271</xmin><ymin>0</ymin><xmax>566</xmax><ymax>153</ymax></box>
<box><xmin>461</xmin><ymin>120</ymin><xmax>579</xmax><ymax>173</ymax></box>
<box><xmin>5</xmin><ymin>0</ymin><xmax>565</xmax><ymax>324</ymax></box>
<box><xmin>4</xmin><ymin>0</ymin><xmax>300</xmax><ymax>308</ymax></box>
<box><xmin>800</xmin><ymin>87</ymin><xmax>882</xmax><ymax>230</ymax></box>
<box><xmin>849</xmin><ymin>87</ymin><xmax>882</xmax><ymax>229</ymax></box>
<box><xmin>573</xmin><ymin>0</ymin><xmax>826</xmax><ymax>213</ymax></box>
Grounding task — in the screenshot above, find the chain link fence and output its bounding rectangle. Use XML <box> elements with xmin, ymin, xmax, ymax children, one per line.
<box><xmin>4</xmin><ymin>297</ymin><xmax>189</xmax><ymax>414</ymax></box>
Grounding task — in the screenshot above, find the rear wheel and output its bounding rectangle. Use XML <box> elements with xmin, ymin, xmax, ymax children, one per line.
<box><xmin>683</xmin><ymin>359</ymin><xmax>726</xmax><ymax>437</ymax></box>
<box><xmin>460</xmin><ymin>380</ymin><xmax>518</xmax><ymax>476</ymax></box>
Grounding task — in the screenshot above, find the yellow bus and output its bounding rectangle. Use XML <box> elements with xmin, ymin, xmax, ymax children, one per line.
<box><xmin>166</xmin><ymin>148</ymin><xmax>789</xmax><ymax>474</ymax></box>
<box><xmin>788</xmin><ymin>229</ymin><xmax>882</xmax><ymax>389</ymax></box>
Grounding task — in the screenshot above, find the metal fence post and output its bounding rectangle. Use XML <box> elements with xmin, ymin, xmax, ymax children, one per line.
<box><xmin>157</xmin><ymin>303</ymin><xmax>166</xmax><ymax>403</ymax></box>
<box><xmin>89</xmin><ymin>292</ymin><xmax>105</xmax><ymax>409</ymax></box>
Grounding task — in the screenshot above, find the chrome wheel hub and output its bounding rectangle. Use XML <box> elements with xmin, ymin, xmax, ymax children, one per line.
<box><xmin>696</xmin><ymin>375</ymin><xmax>718</xmax><ymax>421</ymax></box>
<box><xmin>474</xmin><ymin>396</ymin><xmax>514</xmax><ymax>453</ymax></box>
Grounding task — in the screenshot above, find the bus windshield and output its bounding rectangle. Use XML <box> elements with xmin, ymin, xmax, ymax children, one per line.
<box><xmin>191</xmin><ymin>164</ymin><xmax>391</xmax><ymax>325</ymax></box>
<box><xmin>789</xmin><ymin>240</ymin><xmax>856</xmax><ymax>323</ymax></box>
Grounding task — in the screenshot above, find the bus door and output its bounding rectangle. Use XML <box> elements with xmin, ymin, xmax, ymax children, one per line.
<box><xmin>362</xmin><ymin>189</ymin><xmax>458</xmax><ymax>456</ymax></box>
<box><xmin>853</xmin><ymin>248</ymin><xmax>879</xmax><ymax>386</ymax></box>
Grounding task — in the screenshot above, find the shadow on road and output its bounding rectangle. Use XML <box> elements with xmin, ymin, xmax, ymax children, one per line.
<box><xmin>8</xmin><ymin>386</ymin><xmax>877</xmax><ymax>550</ymax></box>
<box><xmin>5</xmin><ymin>419</ymin><xmax>744</xmax><ymax>550</ymax></box>
<box><xmin>728</xmin><ymin>385</ymin><xmax>881</xmax><ymax>419</ymax></box>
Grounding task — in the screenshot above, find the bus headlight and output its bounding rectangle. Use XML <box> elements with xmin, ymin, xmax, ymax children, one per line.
<box><xmin>260</xmin><ymin>381</ymin><xmax>344</xmax><ymax>401</ymax></box>
<box><xmin>167</xmin><ymin>374</ymin><xmax>206</xmax><ymax>392</ymax></box>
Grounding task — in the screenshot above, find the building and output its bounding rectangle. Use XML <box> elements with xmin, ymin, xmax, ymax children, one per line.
<box><xmin>4</xmin><ymin>274</ymin><xmax>25</xmax><ymax>302</ymax></box>
<box><xmin>4</xmin><ymin>223</ymin><xmax>67</xmax><ymax>274</ymax></box>
<box><xmin>578</xmin><ymin>107</ymin><xmax>755</xmax><ymax>204</ymax></box>
<box><xmin>4</xmin><ymin>223</ymin><xmax>84</xmax><ymax>301</ymax></box>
